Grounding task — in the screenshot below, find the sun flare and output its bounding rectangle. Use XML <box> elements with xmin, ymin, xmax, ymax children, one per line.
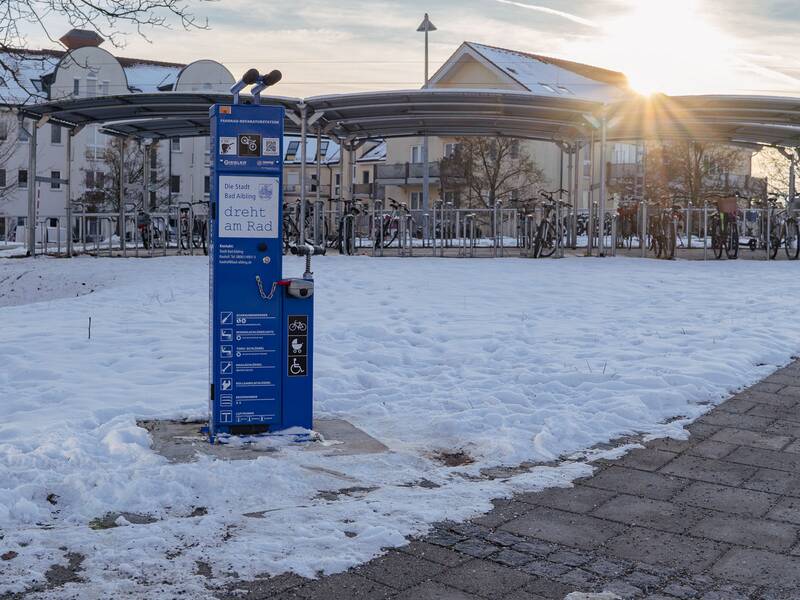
<box><xmin>601</xmin><ymin>0</ymin><xmax>736</xmax><ymax>95</ymax></box>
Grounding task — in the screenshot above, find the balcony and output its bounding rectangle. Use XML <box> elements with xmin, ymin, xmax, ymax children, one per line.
<box><xmin>284</xmin><ymin>183</ymin><xmax>332</xmax><ymax>198</ymax></box>
<box><xmin>353</xmin><ymin>183</ymin><xmax>385</xmax><ymax>199</ymax></box>
<box><xmin>376</xmin><ymin>162</ymin><xmax>440</xmax><ymax>186</ymax></box>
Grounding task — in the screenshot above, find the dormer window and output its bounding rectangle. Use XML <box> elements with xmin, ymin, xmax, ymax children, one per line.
<box><xmin>286</xmin><ymin>140</ymin><xmax>300</xmax><ymax>161</ymax></box>
<box><xmin>539</xmin><ymin>83</ymin><xmax>556</xmax><ymax>93</ymax></box>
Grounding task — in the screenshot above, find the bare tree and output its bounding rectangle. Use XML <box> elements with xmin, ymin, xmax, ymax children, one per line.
<box><xmin>81</xmin><ymin>139</ymin><xmax>167</xmax><ymax>211</ymax></box>
<box><xmin>753</xmin><ymin>147</ymin><xmax>799</xmax><ymax>196</ymax></box>
<box><xmin>439</xmin><ymin>137</ymin><xmax>547</xmax><ymax>209</ymax></box>
<box><xmin>0</xmin><ymin>114</ymin><xmax>22</xmax><ymax>211</ymax></box>
<box><xmin>644</xmin><ymin>140</ymin><xmax>761</xmax><ymax>205</ymax></box>
<box><xmin>0</xmin><ymin>0</ymin><xmax>208</xmax><ymax>102</ymax></box>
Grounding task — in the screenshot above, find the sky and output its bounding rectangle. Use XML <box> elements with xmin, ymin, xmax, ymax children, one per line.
<box><xmin>16</xmin><ymin>0</ymin><xmax>800</xmax><ymax>97</ymax></box>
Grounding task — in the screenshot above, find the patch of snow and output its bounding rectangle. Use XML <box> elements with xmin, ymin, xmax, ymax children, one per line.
<box><xmin>1</xmin><ymin>255</ymin><xmax>799</xmax><ymax>596</ymax></box>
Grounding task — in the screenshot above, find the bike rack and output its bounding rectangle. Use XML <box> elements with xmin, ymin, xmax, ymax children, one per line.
<box><xmin>609</xmin><ymin>214</ymin><xmax>618</xmax><ymax>257</ymax></box>
<box><xmin>341</xmin><ymin>213</ymin><xmax>356</xmax><ymax>255</ymax></box>
<box><xmin>522</xmin><ymin>213</ymin><xmax>536</xmax><ymax>258</ymax></box>
<box><xmin>371</xmin><ymin>200</ymin><xmax>383</xmax><ymax>257</ymax></box>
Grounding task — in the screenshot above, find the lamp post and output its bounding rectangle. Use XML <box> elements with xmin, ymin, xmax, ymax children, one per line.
<box><xmin>417</xmin><ymin>13</ymin><xmax>436</xmax><ymax>217</ymax></box>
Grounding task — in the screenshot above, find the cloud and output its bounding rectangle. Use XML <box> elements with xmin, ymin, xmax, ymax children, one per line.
<box><xmin>492</xmin><ymin>0</ymin><xmax>598</xmax><ymax>27</ymax></box>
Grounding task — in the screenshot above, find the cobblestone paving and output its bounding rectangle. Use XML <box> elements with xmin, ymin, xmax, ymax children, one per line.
<box><xmin>215</xmin><ymin>361</ymin><xmax>800</xmax><ymax>600</ymax></box>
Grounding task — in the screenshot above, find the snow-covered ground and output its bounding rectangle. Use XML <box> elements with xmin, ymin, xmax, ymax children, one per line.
<box><xmin>2</xmin><ymin>254</ymin><xmax>800</xmax><ymax>598</ymax></box>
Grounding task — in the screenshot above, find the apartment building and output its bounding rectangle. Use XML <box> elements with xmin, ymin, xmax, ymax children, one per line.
<box><xmin>378</xmin><ymin>42</ymin><xmax>762</xmax><ymax>211</ymax></box>
<box><xmin>0</xmin><ymin>29</ymin><xmax>233</xmax><ymax>240</ymax></box>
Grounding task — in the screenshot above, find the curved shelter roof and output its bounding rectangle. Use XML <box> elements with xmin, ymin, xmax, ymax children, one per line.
<box><xmin>17</xmin><ymin>88</ymin><xmax>800</xmax><ymax>149</ymax></box>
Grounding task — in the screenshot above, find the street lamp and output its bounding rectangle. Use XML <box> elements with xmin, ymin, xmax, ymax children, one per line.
<box><xmin>417</xmin><ymin>13</ymin><xmax>436</xmax><ymax>217</ymax></box>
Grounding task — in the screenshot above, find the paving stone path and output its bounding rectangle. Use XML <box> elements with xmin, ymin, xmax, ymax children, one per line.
<box><xmin>215</xmin><ymin>361</ymin><xmax>800</xmax><ymax>600</ymax></box>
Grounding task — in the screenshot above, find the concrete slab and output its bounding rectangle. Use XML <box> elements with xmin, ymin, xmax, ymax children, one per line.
<box><xmin>139</xmin><ymin>418</ymin><xmax>388</xmax><ymax>463</ymax></box>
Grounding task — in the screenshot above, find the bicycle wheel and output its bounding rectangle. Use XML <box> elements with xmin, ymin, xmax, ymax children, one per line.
<box><xmin>537</xmin><ymin>221</ymin><xmax>557</xmax><ymax>257</ymax></box>
<box><xmin>711</xmin><ymin>219</ymin><xmax>723</xmax><ymax>260</ymax></box>
<box><xmin>726</xmin><ymin>220</ymin><xmax>739</xmax><ymax>259</ymax></box>
<box><xmin>785</xmin><ymin>220</ymin><xmax>800</xmax><ymax>260</ymax></box>
<box><xmin>664</xmin><ymin>221</ymin><xmax>676</xmax><ymax>259</ymax></box>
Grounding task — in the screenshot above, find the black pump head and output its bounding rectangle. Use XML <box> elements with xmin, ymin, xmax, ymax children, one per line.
<box><xmin>261</xmin><ymin>70</ymin><xmax>283</xmax><ymax>87</ymax></box>
<box><xmin>241</xmin><ymin>68</ymin><xmax>261</xmax><ymax>85</ymax></box>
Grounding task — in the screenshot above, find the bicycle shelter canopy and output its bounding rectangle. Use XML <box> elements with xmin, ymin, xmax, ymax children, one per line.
<box><xmin>16</xmin><ymin>89</ymin><xmax>800</xmax><ymax>149</ymax></box>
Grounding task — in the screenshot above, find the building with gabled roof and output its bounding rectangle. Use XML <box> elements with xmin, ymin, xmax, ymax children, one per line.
<box><xmin>430</xmin><ymin>42</ymin><xmax>630</xmax><ymax>101</ymax></box>
<box><xmin>0</xmin><ymin>29</ymin><xmax>234</xmax><ymax>242</ymax></box>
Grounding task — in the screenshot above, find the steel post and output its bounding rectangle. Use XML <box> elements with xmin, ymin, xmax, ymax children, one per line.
<box><xmin>65</xmin><ymin>130</ymin><xmax>73</xmax><ymax>257</ymax></box>
<box><xmin>119</xmin><ymin>137</ymin><xmax>126</xmax><ymax>256</ymax></box>
<box><xmin>316</xmin><ymin>127</ymin><xmax>322</xmax><ymax>244</ymax></box>
<box><xmin>766</xmin><ymin>205</ymin><xmax>771</xmax><ymax>261</ymax></box>
<box><xmin>703</xmin><ymin>203</ymin><xmax>709</xmax><ymax>261</ymax></box>
<box><xmin>641</xmin><ymin>202</ymin><xmax>648</xmax><ymax>258</ymax></box>
<box><xmin>686</xmin><ymin>202</ymin><xmax>692</xmax><ymax>250</ymax></box>
<box><xmin>299</xmin><ymin>103</ymin><xmax>308</xmax><ymax>247</ymax></box>
<box><xmin>26</xmin><ymin>118</ymin><xmax>37</xmax><ymax>257</ymax></box>
<box><xmin>598</xmin><ymin>115</ymin><xmax>608</xmax><ymax>256</ymax></box>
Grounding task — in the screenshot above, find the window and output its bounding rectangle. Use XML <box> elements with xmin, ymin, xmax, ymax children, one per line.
<box><xmin>334</xmin><ymin>172</ymin><xmax>341</xmax><ymax>196</ymax></box>
<box><xmin>286</xmin><ymin>140</ymin><xmax>300</xmax><ymax>161</ymax></box>
<box><xmin>444</xmin><ymin>143</ymin><xmax>459</xmax><ymax>158</ymax></box>
<box><xmin>149</xmin><ymin>191</ymin><xmax>157</xmax><ymax>208</ymax></box>
<box><xmin>556</xmin><ymin>85</ymin><xmax>573</xmax><ymax>95</ymax></box>
<box><xmin>410</xmin><ymin>191</ymin><xmax>423</xmax><ymax>210</ymax></box>
<box><xmin>310</xmin><ymin>173</ymin><xmax>318</xmax><ymax>192</ymax></box>
<box><xmin>0</xmin><ymin>169</ymin><xmax>6</xmax><ymax>187</ymax></box>
<box><xmin>319</xmin><ymin>140</ymin><xmax>329</xmax><ymax>157</ymax></box>
<box><xmin>170</xmin><ymin>175</ymin><xmax>181</xmax><ymax>194</ymax></box>
<box><xmin>443</xmin><ymin>191</ymin><xmax>460</xmax><ymax>205</ymax></box>
<box><xmin>170</xmin><ymin>137</ymin><xmax>181</xmax><ymax>152</ymax></box>
<box><xmin>86</xmin><ymin>76</ymin><xmax>97</xmax><ymax>97</ymax></box>
<box><xmin>510</xmin><ymin>189</ymin><xmax>519</xmax><ymax>203</ymax></box>
<box><xmin>73</xmin><ymin>78</ymin><xmax>80</xmax><ymax>95</ymax></box>
<box><xmin>100</xmin><ymin>81</ymin><xmax>109</xmax><ymax>96</ymax></box>
<box><xmin>410</xmin><ymin>145</ymin><xmax>423</xmax><ymax>164</ymax></box>
<box><xmin>204</xmin><ymin>175</ymin><xmax>210</xmax><ymax>195</ymax></box>
<box><xmin>86</xmin><ymin>171</ymin><xmax>104</xmax><ymax>189</ymax></box>
<box><xmin>18</xmin><ymin>122</ymin><xmax>27</xmax><ymax>143</ymax></box>
<box><xmin>50</xmin><ymin>170</ymin><xmax>61</xmax><ymax>190</ymax></box>
<box><xmin>539</xmin><ymin>82</ymin><xmax>556</xmax><ymax>93</ymax></box>
<box><xmin>362</xmin><ymin>170</ymin><xmax>370</xmax><ymax>184</ymax></box>
<box><xmin>51</xmin><ymin>124</ymin><xmax>62</xmax><ymax>145</ymax></box>
<box><xmin>510</xmin><ymin>139</ymin><xmax>520</xmax><ymax>159</ymax></box>
<box><xmin>612</xmin><ymin>143</ymin><xmax>637</xmax><ymax>164</ymax></box>
<box><xmin>149</xmin><ymin>148</ymin><xmax>157</xmax><ymax>169</ymax></box>
<box><xmin>18</xmin><ymin>169</ymin><xmax>27</xmax><ymax>188</ymax></box>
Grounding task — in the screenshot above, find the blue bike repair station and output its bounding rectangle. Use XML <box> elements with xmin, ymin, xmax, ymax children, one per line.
<box><xmin>208</xmin><ymin>69</ymin><xmax>317</xmax><ymax>442</ymax></box>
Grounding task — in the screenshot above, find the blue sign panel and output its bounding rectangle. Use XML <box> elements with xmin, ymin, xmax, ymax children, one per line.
<box><xmin>209</xmin><ymin>103</ymin><xmax>312</xmax><ymax>439</ymax></box>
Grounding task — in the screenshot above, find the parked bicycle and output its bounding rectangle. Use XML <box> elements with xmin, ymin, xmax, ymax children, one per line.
<box><xmin>532</xmin><ymin>189</ymin><xmax>569</xmax><ymax>258</ymax></box>
<box><xmin>707</xmin><ymin>194</ymin><xmax>739</xmax><ymax>260</ymax></box>
<box><xmin>615</xmin><ymin>197</ymin><xmax>641</xmax><ymax>250</ymax></box>
<box><xmin>374</xmin><ymin>199</ymin><xmax>410</xmax><ymax>249</ymax></box>
<box><xmin>784</xmin><ymin>195</ymin><xmax>800</xmax><ymax>260</ymax></box>
<box><xmin>646</xmin><ymin>203</ymin><xmax>679</xmax><ymax>260</ymax></box>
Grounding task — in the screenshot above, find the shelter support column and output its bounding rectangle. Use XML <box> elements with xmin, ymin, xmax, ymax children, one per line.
<box><xmin>119</xmin><ymin>137</ymin><xmax>126</xmax><ymax>255</ymax></box>
<box><xmin>65</xmin><ymin>130</ymin><xmax>73</xmax><ymax>257</ymax></box>
<box><xmin>299</xmin><ymin>103</ymin><xmax>308</xmax><ymax>246</ymax></box>
<box><xmin>598</xmin><ymin>114</ymin><xmax>608</xmax><ymax>256</ymax></box>
<box><xmin>26</xmin><ymin>118</ymin><xmax>38</xmax><ymax>257</ymax></box>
